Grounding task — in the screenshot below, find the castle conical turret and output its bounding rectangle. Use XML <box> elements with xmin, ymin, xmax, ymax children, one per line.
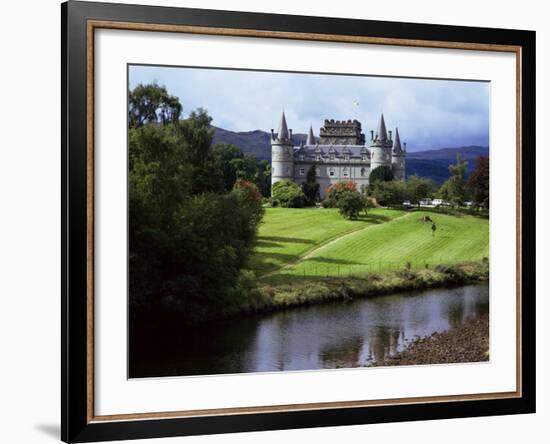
<box><xmin>271</xmin><ymin>111</ymin><xmax>295</xmax><ymax>194</ymax></box>
<box><xmin>369</xmin><ymin>113</ymin><xmax>393</xmax><ymax>174</ymax></box>
<box><xmin>376</xmin><ymin>113</ymin><xmax>388</xmax><ymax>142</ymax></box>
<box><xmin>277</xmin><ymin>111</ymin><xmax>290</xmax><ymax>140</ymax></box>
<box><xmin>306</xmin><ymin>125</ymin><xmax>316</xmax><ymax>145</ymax></box>
<box><xmin>391</xmin><ymin>127</ymin><xmax>406</xmax><ymax>181</ymax></box>
<box><xmin>392</xmin><ymin>127</ymin><xmax>402</xmax><ymax>153</ymax></box>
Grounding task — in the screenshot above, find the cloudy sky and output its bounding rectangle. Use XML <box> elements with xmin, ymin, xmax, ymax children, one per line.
<box><xmin>129</xmin><ymin>65</ymin><xmax>490</xmax><ymax>152</ymax></box>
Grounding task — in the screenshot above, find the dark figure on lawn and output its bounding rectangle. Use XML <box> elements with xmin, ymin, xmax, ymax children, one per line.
<box><xmin>431</xmin><ymin>222</ymin><xmax>437</xmax><ymax>237</ymax></box>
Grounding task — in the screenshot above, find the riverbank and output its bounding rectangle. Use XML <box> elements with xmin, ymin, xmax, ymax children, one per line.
<box><xmin>131</xmin><ymin>260</ymin><xmax>489</xmax><ymax>330</ymax></box>
<box><xmin>373</xmin><ymin>315</ymin><xmax>489</xmax><ymax>366</ymax></box>
<box><xmin>255</xmin><ymin>260</ymin><xmax>489</xmax><ymax>313</ymax></box>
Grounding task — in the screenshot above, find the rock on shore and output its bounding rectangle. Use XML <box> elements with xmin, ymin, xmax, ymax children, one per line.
<box><xmin>376</xmin><ymin>315</ymin><xmax>489</xmax><ymax>366</ymax></box>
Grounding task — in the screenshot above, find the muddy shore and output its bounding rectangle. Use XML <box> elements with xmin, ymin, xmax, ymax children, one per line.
<box><xmin>374</xmin><ymin>315</ymin><xmax>489</xmax><ymax>367</ymax></box>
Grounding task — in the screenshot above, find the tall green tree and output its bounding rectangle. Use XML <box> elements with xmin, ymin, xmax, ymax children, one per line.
<box><xmin>211</xmin><ymin>144</ymin><xmax>272</xmax><ymax>196</ymax></box>
<box><xmin>128</xmin><ymin>83</ymin><xmax>182</xmax><ymax>128</ymax></box>
<box><xmin>212</xmin><ymin>144</ymin><xmax>245</xmax><ymax>191</ymax></box>
<box><xmin>302</xmin><ymin>165</ymin><xmax>320</xmax><ymax>205</ymax></box>
<box><xmin>370</xmin><ymin>180</ymin><xmax>408</xmax><ymax>206</ymax></box>
<box><xmin>369</xmin><ymin>165</ymin><xmax>394</xmax><ymax>185</ymax></box>
<box><xmin>129</xmin><ymin>97</ymin><xmax>264</xmax><ymax>323</ymax></box>
<box><xmin>438</xmin><ymin>155</ymin><xmax>468</xmax><ymax>207</ymax></box>
<box><xmin>407</xmin><ymin>175</ymin><xmax>435</xmax><ymax>206</ymax></box>
<box><xmin>254</xmin><ymin>160</ymin><xmax>272</xmax><ymax>198</ymax></box>
<box><xmin>467</xmin><ymin>156</ymin><xmax>489</xmax><ymax>209</ymax></box>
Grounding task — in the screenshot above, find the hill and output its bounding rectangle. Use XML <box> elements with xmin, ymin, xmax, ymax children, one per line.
<box><xmin>249</xmin><ymin>207</ymin><xmax>489</xmax><ymax>284</ymax></box>
<box><xmin>212</xmin><ymin>126</ymin><xmax>488</xmax><ymax>183</ymax></box>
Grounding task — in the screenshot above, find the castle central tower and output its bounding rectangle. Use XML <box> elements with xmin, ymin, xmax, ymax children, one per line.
<box><xmin>270</xmin><ymin>112</ymin><xmax>294</xmax><ymax>193</ymax></box>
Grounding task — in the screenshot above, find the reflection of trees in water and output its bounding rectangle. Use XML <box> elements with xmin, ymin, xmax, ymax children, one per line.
<box><xmin>366</xmin><ymin>326</ymin><xmax>402</xmax><ymax>363</ymax></box>
<box><xmin>447</xmin><ymin>302</ymin><xmax>466</xmax><ymax>329</ymax></box>
<box><xmin>130</xmin><ymin>314</ymin><xmax>262</xmax><ymax>377</ymax></box>
<box><xmin>319</xmin><ymin>336</ymin><xmax>364</xmax><ymax>368</ymax></box>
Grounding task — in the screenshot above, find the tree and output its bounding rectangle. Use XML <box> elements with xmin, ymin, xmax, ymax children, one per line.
<box><xmin>128</xmin><ymin>83</ymin><xmax>182</xmax><ymax>128</ymax></box>
<box><xmin>302</xmin><ymin>165</ymin><xmax>320</xmax><ymax>205</ymax></box>
<box><xmin>272</xmin><ymin>180</ymin><xmax>305</xmax><ymax>208</ymax></box>
<box><xmin>467</xmin><ymin>156</ymin><xmax>489</xmax><ymax>209</ymax></box>
<box><xmin>370</xmin><ymin>180</ymin><xmax>408</xmax><ymax>206</ymax></box>
<box><xmin>128</xmin><ymin>101</ymin><xmax>264</xmax><ymax>324</ymax></box>
<box><xmin>232</xmin><ymin>179</ymin><xmax>265</xmax><ymax>237</ymax></box>
<box><xmin>406</xmin><ymin>175</ymin><xmax>435</xmax><ymax>206</ymax></box>
<box><xmin>212</xmin><ymin>144</ymin><xmax>272</xmax><ymax>197</ymax></box>
<box><xmin>369</xmin><ymin>165</ymin><xmax>394</xmax><ymax>184</ymax></box>
<box><xmin>323</xmin><ymin>180</ymin><xmax>357</xmax><ymax>208</ymax></box>
<box><xmin>337</xmin><ymin>191</ymin><xmax>366</xmax><ymax>219</ymax></box>
<box><xmin>254</xmin><ymin>160</ymin><xmax>272</xmax><ymax>198</ymax></box>
<box><xmin>438</xmin><ymin>155</ymin><xmax>468</xmax><ymax>207</ymax></box>
<box><xmin>212</xmin><ymin>144</ymin><xmax>246</xmax><ymax>192</ymax></box>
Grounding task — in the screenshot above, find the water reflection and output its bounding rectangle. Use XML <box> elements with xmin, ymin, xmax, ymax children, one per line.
<box><xmin>131</xmin><ymin>284</ymin><xmax>489</xmax><ymax>378</ymax></box>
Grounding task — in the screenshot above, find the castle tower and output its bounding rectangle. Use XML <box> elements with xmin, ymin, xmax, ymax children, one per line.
<box><xmin>271</xmin><ymin>112</ymin><xmax>295</xmax><ymax>193</ymax></box>
<box><xmin>306</xmin><ymin>125</ymin><xmax>316</xmax><ymax>145</ymax></box>
<box><xmin>391</xmin><ymin>127</ymin><xmax>406</xmax><ymax>181</ymax></box>
<box><xmin>369</xmin><ymin>113</ymin><xmax>393</xmax><ymax>173</ymax></box>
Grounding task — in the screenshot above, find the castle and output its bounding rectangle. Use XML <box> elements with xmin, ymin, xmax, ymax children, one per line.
<box><xmin>270</xmin><ymin>112</ymin><xmax>406</xmax><ymax>198</ymax></box>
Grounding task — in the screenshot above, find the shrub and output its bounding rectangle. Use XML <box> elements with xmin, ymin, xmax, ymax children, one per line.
<box><xmin>272</xmin><ymin>180</ymin><xmax>305</xmax><ymax>208</ymax></box>
<box><xmin>324</xmin><ymin>181</ymin><xmax>358</xmax><ymax>208</ymax></box>
<box><xmin>337</xmin><ymin>190</ymin><xmax>366</xmax><ymax>219</ymax></box>
<box><xmin>434</xmin><ymin>264</ymin><xmax>467</xmax><ymax>284</ymax></box>
<box><xmin>369</xmin><ymin>165</ymin><xmax>394</xmax><ymax>184</ymax></box>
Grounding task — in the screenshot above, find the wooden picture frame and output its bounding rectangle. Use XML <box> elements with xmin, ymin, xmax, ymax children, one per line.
<box><xmin>62</xmin><ymin>1</ymin><xmax>536</xmax><ymax>442</ymax></box>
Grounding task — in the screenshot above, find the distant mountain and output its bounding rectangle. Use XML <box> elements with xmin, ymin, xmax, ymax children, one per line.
<box><xmin>407</xmin><ymin>146</ymin><xmax>488</xmax><ymax>183</ymax></box>
<box><xmin>212</xmin><ymin>127</ymin><xmax>307</xmax><ymax>161</ymax></box>
<box><xmin>212</xmin><ymin>126</ymin><xmax>488</xmax><ymax>184</ymax></box>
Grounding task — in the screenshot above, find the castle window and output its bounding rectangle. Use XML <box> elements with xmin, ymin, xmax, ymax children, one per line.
<box><xmin>299</xmin><ymin>168</ymin><xmax>305</xmax><ymax>176</ymax></box>
<box><xmin>329</xmin><ymin>167</ymin><xmax>335</xmax><ymax>177</ymax></box>
<box><xmin>362</xmin><ymin>155</ymin><xmax>367</xmax><ymax>161</ymax></box>
<box><xmin>315</xmin><ymin>167</ymin><xmax>321</xmax><ymax>177</ymax></box>
<box><xmin>330</xmin><ymin>154</ymin><xmax>335</xmax><ymax>160</ymax></box>
<box><xmin>344</xmin><ymin>154</ymin><xmax>349</xmax><ymax>161</ymax></box>
<box><xmin>299</xmin><ymin>154</ymin><xmax>305</xmax><ymax>161</ymax></box>
<box><xmin>343</xmin><ymin>167</ymin><xmax>349</xmax><ymax>178</ymax></box>
<box><xmin>316</xmin><ymin>154</ymin><xmax>321</xmax><ymax>161</ymax></box>
<box><xmin>360</xmin><ymin>167</ymin><xmax>367</xmax><ymax>177</ymax></box>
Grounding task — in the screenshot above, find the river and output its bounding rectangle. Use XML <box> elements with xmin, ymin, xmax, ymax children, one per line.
<box><xmin>131</xmin><ymin>283</ymin><xmax>489</xmax><ymax>378</ymax></box>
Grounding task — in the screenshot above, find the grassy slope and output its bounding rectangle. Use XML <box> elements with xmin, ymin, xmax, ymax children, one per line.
<box><xmin>248</xmin><ymin>207</ymin><xmax>405</xmax><ymax>276</ymax></box>
<box><xmin>257</xmin><ymin>210</ymin><xmax>489</xmax><ymax>283</ymax></box>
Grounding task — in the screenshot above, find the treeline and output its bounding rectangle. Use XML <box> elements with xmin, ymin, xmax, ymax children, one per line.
<box><xmin>369</xmin><ymin>156</ymin><xmax>489</xmax><ymax>209</ymax></box>
<box><xmin>271</xmin><ymin>155</ymin><xmax>489</xmax><ymax>218</ymax></box>
<box><xmin>128</xmin><ymin>83</ymin><xmax>267</xmax><ymax>324</ymax></box>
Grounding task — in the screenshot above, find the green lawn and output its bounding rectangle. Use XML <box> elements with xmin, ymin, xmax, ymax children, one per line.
<box><xmin>248</xmin><ymin>207</ymin><xmax>405</xmax><ymax>276</ymax></box>
<box><xmin>249</xmin><ymin>208</ymin><xmax>489</xmax><ymax>283</ymax></box>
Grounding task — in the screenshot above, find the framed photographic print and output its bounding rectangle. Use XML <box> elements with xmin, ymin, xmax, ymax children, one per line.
<box><xmin>61</xmin><ymin>1</ymin><xmax>536</xmax><ymax>442</ymax></box>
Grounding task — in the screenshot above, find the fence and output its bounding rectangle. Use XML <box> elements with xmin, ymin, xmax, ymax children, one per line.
<box><xmin>288</xmin><ymin>257</ymin><xmax>487</xmax><ymax>279</ymax></box>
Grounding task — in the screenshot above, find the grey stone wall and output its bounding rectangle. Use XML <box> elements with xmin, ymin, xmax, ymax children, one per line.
<box><xmin>294</xmin><ymin>161</ymin><xmax>370</xmax><ymax>198</ymax></box>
